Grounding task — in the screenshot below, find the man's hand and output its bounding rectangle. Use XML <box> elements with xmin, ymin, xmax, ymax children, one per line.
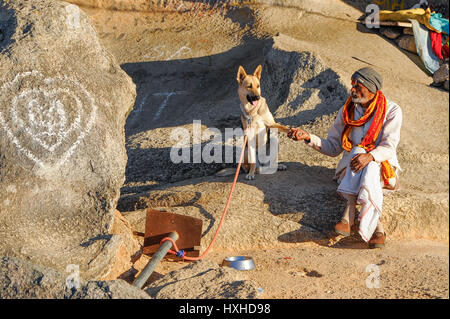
<box><xmin>288</xmin><ymin>128</ymin><xmax>310</xmax><ymax>142</ymax></box>
<box><xmin>350</xmin><ymin>153</ymin><xmax>374</xmax><ymax>173</ymax></box>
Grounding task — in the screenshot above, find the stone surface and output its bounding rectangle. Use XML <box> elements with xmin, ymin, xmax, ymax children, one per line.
<box><xmin>118</xmin><ymin>31</ymin><xmax>448</xmax><ymax>243</ymax></box>
<box><xmin>433</xmin><ymin>62</ymin><xmax>449</xmax><ymax>84</ymax></box>
<box><xmin>0</xmin><ymin>0</ymin><xmax>136</xmax><ymax>280</ymax></box>
<box><xmin>100</xmin><ymin>210</ymin><xmax>142</xmax><ymax>280</ymax></box>
<box><xmin>261</xmin><ymin>36</ymin><xmax>350</xmax><ymax>127</ymax></box>
<box><xmin>0</xmin><ymin>0</ymin><xmax>446</xmax><ymax>300</ymax></box>
<box><xmin>66</xmin><ymin>0</ymin><xmax>160</xmax><ymax>11</ymax></box>
<box><xmin>396</xmin><ymin>35</ymin><xmax>417</xmax><ymax>54</ymax></box>
<box><xmin>380</xmin><ymin>27</ymin><xmax>402</xmax><ymax>40</ymax></box>
<box><xmin>64</xmin><ymin>0</ymin><xmax>365</xmax><ymax>20</ymax></box>
<box><xmin>121</xmin><ymin>179</ymin><xmax>321</xmax><ymax>252</ymax></box>
<box><xmin>53</xmin><ymin>0</ymin><xmax>447</xmax><ymax>300</ymax></box>
<box><xmin>403</xmin><ymin>27</ymin><xmax>414</xmax><ymax>35</ymax></box>
<box><xmin>0</xmin><ymin>256</ymin><xmax>150</xmax><ymax>299</ymax></box>
<box><xmin>145</xmin><ymin>260</ymin><xmax>259</xmax><ymax>299</ymax></box>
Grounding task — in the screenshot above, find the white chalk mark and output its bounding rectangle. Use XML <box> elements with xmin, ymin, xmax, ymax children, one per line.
<box><xmin>143</xmin><ymin>45</ymin><xmax>166</xmax><ymax>60</ymax></box>
<box><xmin>0</xmin><ymin>71</ymin><xmax>97</xmax><ymax>172</ymax></box>
<box><xmin>135</xmin><ymin>91</ymin><xmax>150</xmax><ymax>115</ymax></box>
<box><xmin>143</xmin><ymin>45</ymin><xmax>192</xmax><ymax>61</ymax></box>
<box><xmin>6</xmin><ymin>185</ymin><xmax>16</xmax><ymax>193</ymax></box>
<box><xmin>11</xmin><ymin>88</ymin><xmax>82</xmax><ymax>153</ymax></box>
<box><xmin>130</xmin><ymin>90</ymin><xmax>151</xmax><ymax>126</ymax></box>
<box><xmin>152</xmin><ymin>91</ymin><xmax>186</xmax><ymax>121</ymax></box>
<box><xmin>65</xmin><ymin>4</ymin><xmax>81</xmax><ymax>30</ymax></box>
<box><xmin>166</xmin><ymin>46</ymin><xmax>192</xmax><ymax>60</ymax></box>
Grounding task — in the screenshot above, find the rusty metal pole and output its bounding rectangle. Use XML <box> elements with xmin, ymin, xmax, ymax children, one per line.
<box><xmin>133</xmin><ymin>231</ymin><xmax>179</xmax><ymax>289</ymax></box>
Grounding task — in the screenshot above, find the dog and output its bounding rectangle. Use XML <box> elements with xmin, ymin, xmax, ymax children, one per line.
<box><xmin>237</xmin><ymin>65</ymin><xmax>290</xmax><ymax>180</ymax></box>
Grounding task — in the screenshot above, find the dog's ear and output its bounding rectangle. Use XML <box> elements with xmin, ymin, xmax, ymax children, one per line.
<box><xmin>237</xmin><ymin>66</ymin><xmax>247</xmax><ymax>85</ymax></box>
<box><xmin>253</xmin><ymin>65</ymin><xmax>262</xmax><ymax>80</ymax></box>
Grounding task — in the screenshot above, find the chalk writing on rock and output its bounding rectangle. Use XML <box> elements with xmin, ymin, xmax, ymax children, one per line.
<box><xmin>0</xmin><ymin>71</ymin><xmax>97</xmax><ymax>171</ymax></box>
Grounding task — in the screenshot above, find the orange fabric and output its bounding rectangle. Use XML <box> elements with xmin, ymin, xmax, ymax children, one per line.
<box><xmin>341</xmin><ymin>91</ymin><xmax>395</xmax><ymax>185</ymax></box>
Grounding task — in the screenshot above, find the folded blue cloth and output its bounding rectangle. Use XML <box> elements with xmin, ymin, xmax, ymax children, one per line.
<box><xmin>430</xmin><ymin>12</ymin><xmax>449</xmax><ymax>35</ymax></box>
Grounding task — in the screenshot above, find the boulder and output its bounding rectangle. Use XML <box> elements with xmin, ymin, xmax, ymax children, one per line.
<box><xmin>433</xmin><ymin>62</ymin><xmax>449</xmax><ymax>85</ymax></box>
<box><xmin>101</xmin><ymin>210</ymin><xmax>142</xmax><ymax>281</ymax></box>
<box><xmin>145</xmin><ymin>260</ymin><xmax>259</xmax><ymax>299</ymax></box>
<box><xmin>380</xmin><ymin>27</ymin><xmax>402</xmax><ymax>39</ymax></box>
<box><xmin>396</xmin><ymin>35</ymin><xmax>417</xmax><ymax>54</ymax></box>
<box><xmin>0</xmin><ymin>256</ymin><xmax>150</xmax><ymax>299</ymax></box>
<box><xmin>261</xmin><ymin>35</ymin><xmax>349</xmax><ymax>127</ymax></box>
<box><xmin>64</xmin><ymin>0</ymin><xmax>365</xmax><ymax>21</ymax></box>
<box><xmin>65</xmin><ymin>0</ymin><xmax>161</xmax><ymax>11</ymax></box>
<box><xmin>403</xmin><ymin>27</ymin><xmax>414</xmax><ymax>35</ymax></box>
<box><xmin>64</xmin><ymin>0</ymin><xmax>233</xmax><ymax>14</ymax></box>
<box><xmin>120</xmin><ymin>179</ymin><xmax>321</xmax><ymax>252</ymax></box>
<box><xmin>0</xmin><ymin>0</ymin><xmax>136</xmax><ymax>280</ymax></box>
<box><xmin>120</xmin><ymin>33</ymin><xmax>448</xmax><ymax>247</ymax></box>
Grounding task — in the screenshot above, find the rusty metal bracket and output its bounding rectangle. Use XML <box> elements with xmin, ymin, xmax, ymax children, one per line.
<box><xmin>143</xmin><ymin>209</ymin><xmax>203</xmax><ymax>258</ymax></box>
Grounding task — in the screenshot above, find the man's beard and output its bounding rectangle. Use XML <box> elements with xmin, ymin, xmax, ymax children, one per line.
<box><xmin>351</xmin><ymin>94</ymin><xmax>368</xmax><ymax>104</ymax></box>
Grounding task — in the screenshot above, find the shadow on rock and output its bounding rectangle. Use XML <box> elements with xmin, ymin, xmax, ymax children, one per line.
<box><xmin>120</xmin><ymin>35</ymin><xmax>351</xmax><ymax>196</ymax></box>
<box><xmin>122</xmin><ymin>143</ymin><xmax>230</xmax><ymax>194</ymax></box>
<box><xmin>0</xmin><ymin>3</ymin><xmax>16</xmax><ymax>53</ymax></box>
<box><xmin>121</xmin><ymin>35</ymin><xmax>270</xmax><ymax>134</ymax></box>
<box><xmin>262</xmin><ymin>48</ymin><xmax>349</xmax><ymax>127</ymax></box>
<box><xmin>278</xmin><ymin>227</ymin><xmax>369</xmax><ymax>250</ymax></box>
<box><xmin>248</xmin><ymin>161</ymin><xmax>347</xmax><ymax>234</ymax></box>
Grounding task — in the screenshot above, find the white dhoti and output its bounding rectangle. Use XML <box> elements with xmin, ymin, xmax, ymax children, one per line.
<box><xmin>337</xmin><ymin>147</ymin><xmax>383</xmax><ymax>242</ymax></box>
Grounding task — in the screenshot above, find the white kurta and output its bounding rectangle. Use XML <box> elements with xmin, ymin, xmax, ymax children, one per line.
<box><xmin>306</xmin><ymin>100</ymin><xmax>403</xmax><ymax>241</ymax></box>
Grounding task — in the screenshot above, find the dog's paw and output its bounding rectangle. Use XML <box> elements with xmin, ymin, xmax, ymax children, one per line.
<box><xmin>245</xmin><ymin>174</ymin><xmax>255</xmax><ymax>180</ymax></box>
<box><xmin>278</xmin><ymin>163</ymin><xmax>287</xmax><ymax>171</ymax></box>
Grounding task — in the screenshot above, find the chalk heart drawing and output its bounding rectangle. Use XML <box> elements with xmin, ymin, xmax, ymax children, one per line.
<box><xmin>0</xmin><ymin>71</ymin><xmax>97</xmax><ymax>170</ymax></box>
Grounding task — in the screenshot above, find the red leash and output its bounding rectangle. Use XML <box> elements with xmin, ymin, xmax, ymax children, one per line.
<box><xmin>160</xmin><ymin>134</ymin><xmax>249</xmax><ymax>261</ymax></box>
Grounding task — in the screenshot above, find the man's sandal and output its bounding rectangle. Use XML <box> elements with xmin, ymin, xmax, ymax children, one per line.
<box><xmin>334</xmin><ymin>219</ymin><xmax>351</xmax><ymax>237</ymax></box>
<box><xmin>368</xmin><ymin>232</ymin><xmax>386</xmax><ymax>249</ymax></box>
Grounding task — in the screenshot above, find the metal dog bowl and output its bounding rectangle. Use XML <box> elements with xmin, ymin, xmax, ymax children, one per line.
<box><xmin>221</xmin><ymin>256</ymin><xmax>255</xmax><ymax>271</ymax></box>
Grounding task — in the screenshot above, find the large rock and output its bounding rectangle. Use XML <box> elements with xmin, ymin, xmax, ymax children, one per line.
<box><xmin>380</xmin><ymin>27</ymin><xmax>402</xmax><ymax>40</ymax></box>
<box><xmin>102</xmin><ymin>210</ymin><xmax>142</xmax><ymax>281</ymax></box>
<box><xmin>65</xmin><ymin>0</ymin><xmax>161</xmax><ymax>11</ymax></box>
<box><xmin>120</xmin><ymin>33</ymin><xmax>448</xmax><ymax>245</ymax></box>
<box><xmin>433</xmin><ymin>62</ymin><xmax>449</xmax><ymax>85</ymax></box>
<box><xmin>0</xmin><ymin>0</ymin><xmax>136</xmax><ymax>279</ymax></box>
<box><xmin>403</xmin><ymin>27</ymin><xmax>414</xmax><ymax>35</ymax></box>
<box><xmin>145</xmin><ymin>260</ymin><xmax>259</xmax><ymax>299</ymax></box>
<box><xmin>63</xmin><ymin>0</ymin><xmax>367</xmax><ymax>21</ymax></box>
<box><xmin>0</xmin><ymin>256</ymin><xmax>150</xmax><ymax>299</ymax></box>
<box><xmin>396</xmin><ymin>35</ymin><xmax>417</xmax><ymax>54</ymax></box>
<box><xmin>261</xmin><ymin>36</ymin><xmax>349</xmax><ymax>127</ymax></box>
<box><xmin>120</xmin><ymin>177</ymin><xmax>324</xmax><ymax>252</ymax></box>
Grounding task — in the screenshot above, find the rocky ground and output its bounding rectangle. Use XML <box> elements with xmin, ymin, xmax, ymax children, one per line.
<box><xmin>73</xmin><ymin>0</ymin><xmax>449</xmax><ymax>299</ymax></box>
<box><xmin>143</xmin><ymin>239</ymin><xmax>449</xmax><ymax>299</ymax></box>
<box><xmin>0</xmin><ymin>0</ymin><xmax>443</xmax><ymax>299</ymax></box>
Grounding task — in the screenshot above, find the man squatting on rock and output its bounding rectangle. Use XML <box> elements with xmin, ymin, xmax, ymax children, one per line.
<box><xmin>288</xmin><ymin>67</ymin><xmax>402</xmax><ymax>248</ymax></box>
